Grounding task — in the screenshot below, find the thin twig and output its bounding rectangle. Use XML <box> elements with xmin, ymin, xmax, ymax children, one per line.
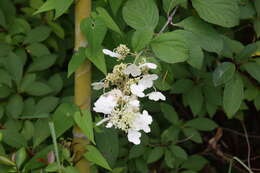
<box><xmin>222</xmin><ymin>127</ymin><xmax>260</xmax><ymax>139</ymax></box>
<box><xmin>241</xmin><ymin>121</ymin><xmax>251</xmax><ymax>170</ymax></box>
<box><xmin>158</xmin><ymin>6</ymin><xmax>179</xmax><ymax>34</ymax></box>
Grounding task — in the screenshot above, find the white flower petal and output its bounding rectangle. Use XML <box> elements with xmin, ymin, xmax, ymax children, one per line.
<box><xmin>93</xmin><ymin>95</ymin><xmax>117</xmax><ymax>114</ymax></box>
<box><xmin>96</xmin><ymin>117</ymin><xmax>110</xmax><ymax>126</ymax></box>
<box><xmin>139</xmin><ymin>74</ymin><xmax>158</xmax><ymax>89</ymax></box>
<box><xmin>129</xmin><ymin>100</ymin><xmax>140</xmax><ymax>108</ymax></box>
<box><xmin>124</xmin><ymin>64</ymin><xmax>141</xmax><ymax>77</ymax></box>
<box><xmin>139</xmin><ymin>63</ymin><xmax>157</xmax><ymax>69</ymax></box>
<box><xmin>131</xmin><ymin>110</ymin><xmax>152</xmax><ymax>133</ymax></box>
<box><xmin>127</xmin><ymin>130</ymin><xmax>141</xmax><ymax>145</ymax></box>
<box><xmin>130</xmin><ymin>84</ymin><xmax>145</xmax><ymax>97</ymax></box>
<box><xmin>91</xmin><ymin>82</ymin><xmax>104</xmax><ymax>90</ymax></box>
<box><xmin>106</xmin><ymin>122</ymin><xmax>113</xmax><ymax>128</ymax></box>
<box><xmin>147</xmin><ymin>91</ymin><xmax>166</xmax><ymax>101</ymax></box>
<box><xmin>102</xmin><ymin>49</ymin><xmax>121</xmax><ymax>58</ymax></box>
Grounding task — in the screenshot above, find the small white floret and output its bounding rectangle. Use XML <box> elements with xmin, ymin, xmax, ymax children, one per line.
<box><xmin>127</xmin><ymin>129</ymin><xmax>141</xmax><ymax>145</ymax></box>
<box><xmin>91</xmin><ymin>82</ymin><xmax>104</xmax><ymax>90</ymax></box>
<box><xmin>130</xmin><ymin>84</ymin><xmax>145</xmax><ymax>97</ymax></box>
<box><xmin>124</xmin><ymin>64</ymin><xmax>141</xmax><ymax>77</ymax></box>
<box><xmin>147</xmin><ymin>91</ymin><xmax>166</xmax><ymax>101</ymax></box>
<box><xmin>102</xmin><ymin>49</ymin><xmax>121</xmax><ymax>58</ymax></box>
<box><xmin>139</xmin><ymin>74</ymin><xmax>158</xmax><ymax>89</ymax></box>
<box><xmin>93</xmin><ymin>95</ymin><xmax>117</xmax><ymax>114</ymax></box>
<box><xmin>139</xmin><ymin>63</ymin><xmax>157</xmax><ymax>69</ymax></box>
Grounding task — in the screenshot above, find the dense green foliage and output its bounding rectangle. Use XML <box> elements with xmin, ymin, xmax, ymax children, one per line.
<box><xmin>0</xmin><ymin>0</ymin><xmax>260</xmax><ymax>173</ymax></box>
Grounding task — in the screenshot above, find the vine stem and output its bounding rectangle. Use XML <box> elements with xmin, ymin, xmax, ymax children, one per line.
<box><xmin>158</xmin><ymin>6</ymin><xmax>179</xmax><ymax>34</ymax></box>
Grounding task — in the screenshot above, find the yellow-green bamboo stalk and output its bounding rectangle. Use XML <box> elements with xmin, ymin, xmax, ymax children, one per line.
<box><xmin>73</xmin><ymin>0</ymin><xmax>91</xmax><ymax>173</ymax></box>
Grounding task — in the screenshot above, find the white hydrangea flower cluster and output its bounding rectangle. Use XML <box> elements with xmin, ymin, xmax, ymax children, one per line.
<box><xmin>92</xmin><ymin>45</ymin><xmax>165</xmax><ymax>145</ymax></box>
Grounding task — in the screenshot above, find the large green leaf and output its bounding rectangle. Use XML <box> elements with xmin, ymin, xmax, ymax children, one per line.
<box><xmin>81</xmin><ymin>16</ymin><xmax>107</xmax><ymax>54</ymax></box>
<box><xmin>185</xmin><ymin>118</ymin><xmax>218</xmax><ymax>131</ymax></box>
<box><xmin>243</xmin><ymin>62</ymin><xmax>260</xmax><ymax>83</ymax></box>
<box><xmin>186</xmin><ymin>86</ymin><xmax>203</xmax><ymax>115</ymax></box>
<box><xmin>68</xmin><ymin>48</ymin><xmax>86</xmax><ymax>77</ymax></box>
<box><xmin>85</xmin><ymin>47</ymin><xmax>107</xmax><ymax>75</ymax></box>
<box><xmin>192</xmin><ymin>0</ymin><xmax>240</xmax><ymax>27</ymax></box>
<box><xmin>74</xmin><ymin>109</ymin><xmax>95</xmax><ymax>144</ymax></box>
<box><xmin>147</xmin><ymin>147</ymin><xmax>164</xmax><ymax>163</ymax></box>
<box><xmin>28</xmin><ymin>54</ymin><xmax>57</xmax><ymax>72</ymax></box>
<box><xmin>34</xmin><ymin>0</ymin><xmax>74</xmax><ymax>19</ymax></box>
<box><xmin>35</xmin><ymin>96</ymin><xmax>59</xmax><ymax>114</ymax></box>
<box><xmin>176</xmin><ymin>17</ymin><xmax>223</xmax><ymax>54</ymax></box>
<box><xmin>122</xmin><ymin>0</ymin><xmax>159</xmax><ymax>30</ymax></box>
<box><xmin>223</xmin><ymin>74</ymin><xmax>244</xmax><ymax>118</ymax></box>
<box><xmin>163</xmin><ymin>0</ymin><xmax>187</xmax><ymax>14</ymax></box>
<box><xmin>96</xmin><ymin>7</ymin><xmax>122</xmax><ymax>35</ymax></box>
<box><xmin>170</xmin><ymin>145</ymin><xmax>187</xmax><ymax>159</ymax></box>
<box><xmin>181</xmin><ymin>155</ymin><xmax>208</xmax><ymax>171</ymax></box>
<box><xmin>151</xmin><ymin>32</ymin><xmax>189</xmax><ymax>63</ymax></box>
<box><xmin>6</xmin><ymin>94</ymin><xmax>24</xmax><ymax>119</ymax></box>
<box><xmin>160</xmin><ymin>103</ymin><xmax>179</xmax><ymax>124</ymax></box>
<box><xmin>132</xmin><ymin>29</ymin><xmax>154</xmax><ymax>52</ymax></box>
<box><xmin>24</xmin><ymin>26</ymin><xmax>51</xmax><ymax>44</ymax></box>
<box><xmin>213</xmin><ymin>62</ymin><xmax>236</xmax><ymax>86</ymax></box>
<box><xmin>84</xmin><ymin>145</ymin><xmax>112</xmax><ymax>171</ymax></box>
<box><xmin>6</xmin><ymin>52</ymin><xmax>24</xmax><ymax>85</ymax></box>
<box><xmin>24</xmin><ymin>81</ymin><xmax>53</xmax><ymax>96</ymax></box>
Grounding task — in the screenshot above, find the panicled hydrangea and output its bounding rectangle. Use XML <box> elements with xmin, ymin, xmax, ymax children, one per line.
<box><xmin>93</xmin><ymin>44</ymin><xmax>165</xmax><ymax>145</ymax></box>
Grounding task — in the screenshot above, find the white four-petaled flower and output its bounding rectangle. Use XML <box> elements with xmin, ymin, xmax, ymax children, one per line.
<box><xmin>124</xmin><ymin>64</ymin><xmax>141</xmax><ymax>77</ymax></box>
<box><xmin>147</xmin><ymin>91</ymin><xmax>166</xmax><ymax>101</ymax></box>
<box><xmin>130</xmin><ymin>84</ymin><xmax>145</xmax><ymax>97</ymax></box>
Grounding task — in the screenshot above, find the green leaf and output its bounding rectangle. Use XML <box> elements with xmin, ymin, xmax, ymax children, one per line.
<box><xmin>164</xmin><ymin>149</ymin><xmax>175</xmax><ymax>168</ymax></box>
<box><xmin>34</xmin><ymin>0</ymin><xmax>73</xmax><ymax>19</ymax></box>
<box><xmin>223</xmin><ymin>74</ymin><xmax>244</xmax><ymax>118</ymax></box>
<box><xmin>236</xmin><ymin>43</ymin><xmax>257</xmax><ymax>60</ymax></box>
<box><xmin>176</xmin><ymin>17</ymin><xmax>223</xmax><ymax>54</ymax></box>
<box><xmin>35</xmin><ymin>96</ymin><xmax>59</xmax><ymax>114</ymax></box>
<box><xmin>147</xmin><ymin>147</ymin><xmax>164</xmax><ymax>163</ymax></box>
<box><xmin>255</xmin><ymin>0</ymin><xmax>260</xmax><ymax>17</ymax></box>
<box><xmin>15</xmin><ymin>147</ymin><xmax>27</xmax><ymax>169</ymax></box>
<box><xmin>254</xmin><ymin>19</ymin><xmax>260</xmax><ymax>38</ymax></box>
<box><xmin>239</xmin><ymin>1</ymin><xmax>256</xmax><ymax>20</ymax></box>
<box><xmin>186</xmin><ymin>86</ymin><xmax>203</xmax><ymax>115</ymax></box>
<box><xmin>185</xmin><ymin>118</ymin><xmax>218</xmax><ymax>131</ymax></box>
<box><xmin>220</xmin><ymin>36</ymin><xmax>244</xmax><ymax>58</ymax></box>
<box><xmin>26</xmin><ymin>43</ymin><xmax>50</xmax><ymax>57</ymax></box>
<box><xmin>132</xmin><ymin>29</ymin><xmax>153</xmax><ymax>52</ymax></box>
<box><xmin>48</xmin><ymin>73</ymin><xmax>63</xmax><ymax>94</ymax></box>
<box><xmin>0</xmin><ymin>69</ymin><xmax>12</xmax><ymax>87</ymax></box>
<box><xmin>171</xmin><ymin>79</ymin><xmax>193</xmax><ymax>94</ymax></box>
<box><xmin>122</xmin><ymin>0</ymin><xmax>159</xmax><ymax>30</ymax></box>
<box><xmin>243</xmin><ymin>62</ymin><xmax>260</xmax><ymax>83</ymax></box>
<box><xmin>192</xmin><ymin>0</ymin><xmax>240</xmax><ymax>27</ymax></box>
<box><xmin>21</xmin><ymin>120</ymin><xmax>34</xmax><ymax>140</ymax></box>
<box><xmin>108</xmin><ymin>0</ymin><xmax>124</xmax><ymax>15</ymax></box>
<box><xmin>19</xmin><ymin>73</ymin><xmax>36</xmax><ymax>92</ymax></box>
<box><xmin>24</xmin><ymin>26</ymin><xmax>51</xmax><ymax>44</ymax></box>
<box><xmin>64</xmin><ymin>167</ymin><xmax>80</xmax><ymax>173</ymax></box>
<box><xmin>151</xmin><ymin>32</ymin><xmax>189</xmax><ymax>63</ymax></box>
<box><xmin>24</xmin><ymin>82</ymin><xmax>53</xmax><ymax>96</ymax></box>
<box><xmin>129</xmin><ymin>145</ymin><xmax>145</xmax><ymax>159</ymax></box>
<box><xmin>254</xmin><ymin>94</ymin><xmax>260</xmax><ymax>111</ymax></box>
<box><xmin>85</xmin><ymin>47</ymin><xmax>107</xmax><ymax>75</ymax></box>
<box><xmin>160</xmin><ymin>103</ymin><xmax>179</xmax><ymax>124</ymax></box>
<box><xmin>0</xmin><ymin>156</ymin><xmax>15</xmax><ymax>166</ymax></box>
<box><xmin>9</xmin><ymin>18</ymin><xmax>31</xmax><ymax>35</ymax></box>
<box><xmin>6</xmin><ymin>52</ymin><xmax>24</xmax><ymax>85</ymax></box>
<box><xmin>6</xmin><ymin>94</ymin><xmax>24</xmax><ymax>119</ymax></box>
<box><xmin>74</xmin><ymin>109</ymin><xmax>95</xmax><ymax>144</ymax></box>
<box><xmin>45</xmin><ymin>162</ymin><xmax>59</xmax><ymax>172</ymax></box>
<box><xmin>0</xmin><ymin>9</ymin><xmax>6</xmax><ymax>28</ymax></box>
<box><xmin>49</xmin><ymin>21</ymin><xmax>65</xmax><ymax>39</ymax></box>
<box><xmin>181</xmin><ymin>155</ymin><xmax>208</xmax><ymax>171</ymax></box>
<box><xmin>163</xmin><ymin>0</ymin><xmax>187</xmax><ymax>14</ymax></box>
<box><xmin>182</xmin><ymin>128</ymin><xmax>202</xmax><ymax>143</ymax></box>
<box><xmin>33</xmin><ymin>119</ymin><xmax>50</xmax><ymax>148</ymax></box>
<box><xmin>81</xmin><ymin>16</ymin><xmax>107</xmax><ymax>54</ymax></box>
<box><xmin>0</xmin><ymin>86</ymin><xmax>11</xmax><ymax>98</ymax></box>
<box><xmin>213</xmin><ymin>62</ymin><xmax>236</xmax><ymax>86</ymax></box>
<box><xmin>95</xmin><ymin>129</ymin><xmax>119</xmax><ymax>167</ymax></box>
<box><xmin>68</xmin><ymin>48</ymin><xmax>86</xmax><ymax>77</ymax></box>
<box><xmin>28</xmin><ymin>54</ymin><xmax>57</xmax><ymax>72</ymax></box>
<box><xmin>170</xmin><ymin>145</ymin><xmax>188</xmax><ymax>159</ymax></box>
<box><xmin>53</xmin><ymin>103</ymin><xmax>78</xmax><ymax>138</ymax></box>
<box><xmin>84</xmin><ymin>145</ymin><xmax>112</xmax><ymax>171</ymax></box>
<box><xmin>96</xmin><ymin>7</ymin><xmax>122</xmax><ymax>35</ymax></box>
